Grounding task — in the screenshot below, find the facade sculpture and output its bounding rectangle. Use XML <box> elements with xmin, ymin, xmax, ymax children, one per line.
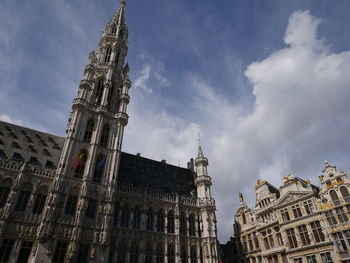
<box><xmin>0</xmin><ymin>1</ymin><xmax>218</xmax><ymax>262</ymax></box>
<box><xmin>234</xmin><ymin>161</ymin><xmax>350</xmax><ymax>263</ymax></box>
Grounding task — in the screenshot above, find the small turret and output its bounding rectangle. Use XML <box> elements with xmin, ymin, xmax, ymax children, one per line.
<box><xmin>194</xmin><ymin>143</ymin><xmax>212</xmax><ymax>200</ymax></box>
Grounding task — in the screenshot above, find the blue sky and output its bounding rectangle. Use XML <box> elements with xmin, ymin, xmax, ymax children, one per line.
<box><xmin>1</xmin><ymin>0</ymin><xmax>350</xmax><ymax>242</ymax></box>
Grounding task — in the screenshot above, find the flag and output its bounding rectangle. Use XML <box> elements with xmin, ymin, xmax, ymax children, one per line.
<box><xmin>97</xmin><ymin>157</ymin><xmax>106</xmax><ymax>169</ymax></box>
<box><xmin>218</xmin><ymin>252</ymin><xmax>222</xmax><ymax>263</ymax></box>
<box><xmin>74</xmin><ymin>153</ymin><xmax>85</xmax><ymax>168</ymax></box>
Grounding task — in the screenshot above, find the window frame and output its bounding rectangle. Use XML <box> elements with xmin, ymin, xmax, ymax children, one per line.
<box><xmin>15</xmin><ymin>190</ymin><xmax>31</xmax><ymax>211</ymax></box>
<box><xmin>32</xmin><ymin>193</ymin><xmax>47</xmax><ymax>214</ymax></box>
<box><xmin>281</xmin><ymin>208</ymin><xmax>291</xmax><ymax>221</ymax></box>
<box><xmin>291</xmin><ymin>204</ymin><xmax>302</xmax><ymax>218</ymax></box>
<box><xmin>286</xmin><ymin>228</ymin><xmax>298</xmax><ymax>249</ymax></box>
<box><xmin>53</xmin><ymin>241</ymin><xmax>67</xmax><ymax>263</ymax></box>
<box><xmin>310</xmin><ymin>221</ymin><xmax>325</xmax><ymax>243</ymax></box>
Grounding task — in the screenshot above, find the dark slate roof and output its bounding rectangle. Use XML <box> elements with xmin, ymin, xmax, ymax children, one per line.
<box><xmin>0</xmin><ymin>121</ymin><xmax>65</xmax><ymax>169</ymax></box>
<box><xmin>266</xmin><ymin>182</ymin><xmax>281</xmax><ymax>199</ymax></box>
<box><xmin>0</xmin><ymin>121</ymin><xmax>196</xmax><ymax>195</ymax></box>
<box><xmin>118</xmin><ymin>152</ymin><xmax>196</xmax><ymax>195</ymax></box>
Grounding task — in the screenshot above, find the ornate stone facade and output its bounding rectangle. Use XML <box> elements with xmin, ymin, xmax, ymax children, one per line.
<box><xmin>234</xmin><ymin>162</ymin><xmax>350</xmax><ymax>263</ymax></box>
<box><xmin>0</xmin><ymin>1</ymin><xmax>218</xmax><ymax>262</ymax></box>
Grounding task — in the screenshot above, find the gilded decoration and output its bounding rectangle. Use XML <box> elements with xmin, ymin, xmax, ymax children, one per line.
<box><xmin>235</xmin><ymin>161</ymin><xmax>350</xmax><ymax>263</ymax></box>
<box><xmin>335</xmin><ymin>178</ymin><xmax>344</xmax><ymax>185</ymax></box>
<box><xmin>325</xmin><ymin>181</ymin><xmax>333</xmax><ymax>189</ymax></box>
<box><xmin>256</xmin><ymin>179</ymin><xmax>266</xmax><ymax>188</ymax></box>
<box><xmin>283</xmin><ymin>174</ymin><xmax>294</xmax><ymax>184</ymax></box>
<box><xmin>330</xmin><ymin>224</ymin><xmax>350</xmax><ymax>233</ymax></box>
<box><xmin>319</xmin><ymin>203</ymin><xmax>333</xmax><ymax>210</ymax></box>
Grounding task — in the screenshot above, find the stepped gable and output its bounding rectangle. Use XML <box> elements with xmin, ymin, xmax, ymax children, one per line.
<box><xmin>0</xmin><ymin>120</ymin><xmax>65</xmax><ymax>169</ymax></box>
<box><xmin>118</xmin><ymin>152</ymin><xmax>196</xmax><ymax>196</ymax></box>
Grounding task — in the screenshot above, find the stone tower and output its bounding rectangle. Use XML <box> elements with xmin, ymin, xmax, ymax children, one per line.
<box><xmin>194</xmin><ymin>145</ymin><xmax>218</xmax><ymax>262</ymax></box>
<box><xmin>32</xmin><ymin>0</ymin><xmax>131</xmax><ymax>261</ymax></box>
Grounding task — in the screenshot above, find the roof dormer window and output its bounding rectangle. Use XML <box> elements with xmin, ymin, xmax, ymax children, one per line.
<box><xmin>12</xmin><ymin>152</ymin><xmax>24</xmax><ymax>162</ymax></box>
<box><xmin>11</xmin><ymin>142</ymin><xmax>21</xmax><ymax>149</ymax></box>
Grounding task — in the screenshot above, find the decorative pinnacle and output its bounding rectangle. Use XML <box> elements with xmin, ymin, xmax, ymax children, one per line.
<box><xmin>239</xmin><ymin>193</ymin><xmax>244</xmax><ymax>203</ymax></box>
<box><xmin>113</xmin><ymin>0</ymin><xmax>126</xmax><ymax>20</ymax></box>
<box><xmin>197</xmin><ymin>132</ymin><xmax>204</xmax><ymax>158</ymax></box>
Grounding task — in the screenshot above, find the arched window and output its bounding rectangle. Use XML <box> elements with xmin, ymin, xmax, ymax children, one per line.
<box><xmin>106</xmin><ymin>86</ymin><xmax>114</xmax><ymax>110</ymax></box>
<box><xmin>93</xmin><ymin>155</ymin><xmax>106</xmax><ymax>183</ymax></box>
<box><xmin>15</xmin><ymin>182</ymin><xmax>33</xmax><ymax>211</ymax></box>
<box><xmin>129</xmin><ymin>242</ymin><xmax>139</xmax><ymax>263</ymax></box>
<box><xmin>155</xmin><ymin>245</ymin><xmax>164</xmax><ymax>263</ymax></box>
<box><xmin>189</xmin><ymin>214</ymin><xmax>196</xmax><ymax>236</ymax></box>
<box><xmin>32</xmin><ymin>185</ymin><xmax>48</xmax><ymax>214</ymax></box>
<box><xmin>157</xmin><ymin>210</ymin><xmax>164</xmax><ymax>232</ymax></box>
<box><xmin>330</xmin><ymin>190</ymin><xmax>340</xmax><ymax>205</ymax></box>
<box><xmin>74</xmin><ymin>150</ymin><xmax>88</xmax><ymax>178</ymax></box>
<box><xmin>113</xmin><ymin>203</ymin><xmax>120</xmax><ymax>226</ymax></box>
<box><xmin>119</xmin><ymin>30</ymin><xmax>124</xmax><ymax>38</ymax></box>
<box><xmin>146</xmin><ymin>208</ymin><xmax>154</xmax><ymax>231</ymax></box>
<box><xmin>0</xmin><ymin>178</ymin><xmax>13</xmax><ymax>208</ymax></box>
<box><xmin>115</xmin><ymin>52</ymin><xmax>120</xmax><ymax>66</ymax></box>
<box><xmin>116</xmin><ymin>241</ymin><xmax>126</xmax><ymax>263</ymax></box>
<box><xmin>203</xmin><ymin>244</ymin><xmax>209</xmax><ymax>258</ymax></box>
<box><xmin>340</xmin><ymin>186</ymin><xmax>350</xmax><ymax>203</ymax></box>
<box><xmin>132</xmin><ymin>207</ymin><xmax>141</xmax><ymax>229</ymax></box>
<box><xmin>120</xmin><ymin>205</ymin><xmax>129</xmax><ymax>227</ymax></box>
<box><xmin>145</xmin><ymin>243</ymin><xmax>153</xmax><ymax>263</ymax></box>
<box><xmin>167</xmin><ymin>210</ymin><xmax>175</xmax><ymax>233</ymax></box>
<box><xmin>100</xmin><ymin>125</ymin><xmax>110</xmax><ymax>147</ymax></box>
<box><xmin>83</xmin><ymin>119</ymin><xmax>94</xmax><ymax>142</ymax></box>
<box><xmin>111</xmin><ymin>26</ymin><xmax>117</xmax><ymax>34</ymax></box>
<box><xmin>190</xmin><ymin>246</ymin><xmax>197</xmax><ymax>263</ymax></box>
<box><xmin>65</xmin><ymin>188</ymin><xmax>78</xmax><ymax>216</ymax></box>
<box><xmin>104</xmin><ymin>47</ymin><xmax>112</xmax><ymax>63</ymax></box>
<box><xmin>242</xmin><ymin>213</ymin><xmax>247</xmax><ymax>224</ymax></box>
<box><xmin>85</xmin><ymin>198</ymin><xmax>97</xmax><ymax>219</ymax></box>
<box><xmin>200</xmin><ymin>247</ymin><xmax>204</xmax><ymax>263</ymax></box>
<box><xmin>94</xmin><ymin>80</ymin><xmax>104</xmax><ymax>105</ymax></box>
<box><xmin>167</xmin><ymin>244</ymin><xmax>175</xmax><ymax>263</ymax></box>
<box><xmin>181</xmin><ymin>246</ymin><xmax>187</xmax><ymax>263</ymax></box>
<box><xmin>180</xmin><ymin>212</ymin><xmax>187</xmax><ymax>235</ymax></box>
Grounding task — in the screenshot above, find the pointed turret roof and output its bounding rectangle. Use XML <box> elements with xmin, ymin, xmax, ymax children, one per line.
<box><xmin>114</xmin><ymin>0</ymin><xmax>127</xmax><ymax>25</ymax></box>
<box><xmin>197</xmin><ymin>145</ymin><xmax>204</xmax><ymax>159</ymax></box>
<box><xmin>195</xmin><ymin>142</ymin><xmax>208</xmax><ymax>167</ymax></box>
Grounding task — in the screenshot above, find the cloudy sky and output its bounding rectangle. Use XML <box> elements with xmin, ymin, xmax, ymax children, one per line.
<box><xmin>1</xmin><ymin>0</ymin><xmax>350</xmax><ymax>242</ymax></box>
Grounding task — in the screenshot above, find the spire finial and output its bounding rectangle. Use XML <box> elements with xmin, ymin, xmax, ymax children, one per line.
<box><xmin>197</xmin><ymin>132</ymin><xmax>204</xmax><ymax>158</ymax></box>
<box><xmin>239</xmin><ymin>193</ymin><xmax>244</xmax><ymax>203</ymax></box>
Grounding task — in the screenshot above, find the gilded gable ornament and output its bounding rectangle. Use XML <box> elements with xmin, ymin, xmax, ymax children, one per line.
<box><xmin>283</xmin><ymin>174</ymin><xmax>294</xmax><ymax>184</ymax></box>
<box><xmin>255</xmin><ymin>179</ymin><xmax>266</xmax><ymax>188</ymax></box>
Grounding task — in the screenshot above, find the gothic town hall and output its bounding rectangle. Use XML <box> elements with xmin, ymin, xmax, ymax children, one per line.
<box><xmin>0</xmin><ymin>1</ymin><xmax>219</xmax><ymax>262</ymax></box>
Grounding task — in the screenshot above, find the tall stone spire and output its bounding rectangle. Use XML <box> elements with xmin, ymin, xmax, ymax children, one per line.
<box><xmin>194</xmin><ymin>141</ymin><xmax>218</xmax><ymax>262</ymax></box>
<box><xmin>33</xmin><ymin>0</ymin><xmax>131</xmax><ymax>261</ymax></box>
<box><xmin>108</xmin><ymin>0</ymin><xmax>127</xmax><ymax>31</ymax></box>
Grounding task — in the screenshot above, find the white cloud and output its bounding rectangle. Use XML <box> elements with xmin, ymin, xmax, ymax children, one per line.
<box><xmin>134</xmin><ymin>64</ymin><xmax>152</xmax><ymax>93</ymax></box>
<box><xmin>212</xmin><ymin>10</ymin><xmax>350</xmax><ymax>241</ymax></box>
<box><xmin>0</xmin><ymin>114</ymin><xmax>23</xmax><ymax>126</ymax></box>
<box><xmin>125</xmin><ymin>10</ymin><xmax>350</xmax><ymax>242</ymax></box>
<box><xmin>125</xmin><ymin>54</ymin><xmax>200</xmax><ymax>165</ymax></box>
